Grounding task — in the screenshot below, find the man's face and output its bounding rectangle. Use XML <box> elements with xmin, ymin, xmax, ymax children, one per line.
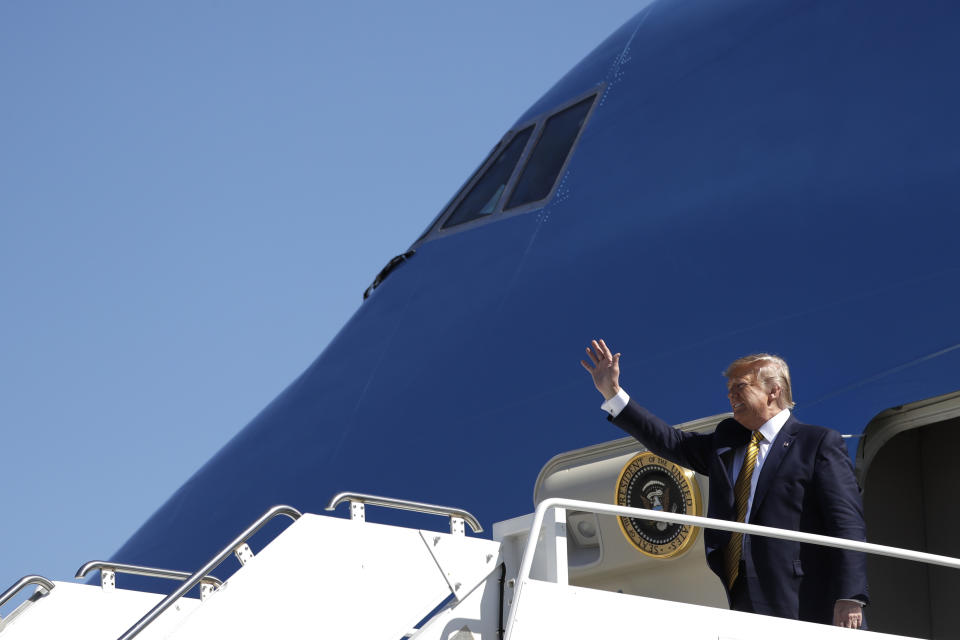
<box><xmin>726</xmin><ymin>366</ymin><xmax>778</xmax><ymax>430</ymax></box>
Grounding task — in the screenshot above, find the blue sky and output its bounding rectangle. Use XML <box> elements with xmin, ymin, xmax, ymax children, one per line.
<box><xmin>0</xmin><ymin>1</ymin><xmax>642</xmax><ymax>598</ymax></box>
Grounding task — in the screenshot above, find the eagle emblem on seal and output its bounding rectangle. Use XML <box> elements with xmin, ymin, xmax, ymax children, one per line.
<box><xmin>615</xmin><ymin>451</ymin><xmax>703</xmax><ymax>558</ymax></box>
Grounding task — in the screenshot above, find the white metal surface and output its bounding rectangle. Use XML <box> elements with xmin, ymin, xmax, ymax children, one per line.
<box><xmin>163</xmin><ymin>513</ymin><xmax>500</xmax><ymax>640</ymax></box>
<box><xmin>419</xmin><ymin>530</ymin><xmax>498</xmax><ymax>600</ymax></box>
<box><xmin>410</xmin><ymin>565</ymin><xmax>503</xmax><ymax>640</ymax></box>
<box><xmin>232</xmin><ymin>543</ymin><xmax>254</xmax><ymax>566</ymax></box>
<box><xmin>531</xmin><ymin>507</ymin><xmax>567</xmax><ymax>585</ymax></box>
<box><xmin>198</xmin><ymin>583</ymin><xmax>215</xmax><ymax>602</ymax></box>
<box><xmin>0</xmin><ymin>581</ymin><xmax>199</xmax><ymax>640</ymax></box>
<box><xmin>492</xmin><ymin>510</ymin><xmax>569</xmax><ymax>585</ymax></box>
<box><xmin>100</xmin><ymin>569</ymin><xmax>116</xmax><ymax>591</ymax></box>
<box><xmin>351</xmin><ymin>501</ymin><xmax>366</xmax><ymax>521</ymax></box>
<box><xmin>506</xmin><ymin>579</ymin><xmax>915</xmax><ymax>640</ymax></box>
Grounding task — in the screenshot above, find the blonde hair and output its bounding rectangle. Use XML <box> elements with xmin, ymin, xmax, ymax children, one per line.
<box><xmin>724</xmin><ymin>353</ymin><xmax>795</xmax><ymax>409</ymax></box>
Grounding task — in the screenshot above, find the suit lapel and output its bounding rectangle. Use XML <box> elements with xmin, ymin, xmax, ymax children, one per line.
<box><xmin>715</xmin><ymin>446</ymin><xmax>737</xmax><ymax>489</ymax></box>
<box><xmin>714</xmin><ymin>418</ymin><xmax>749</xmax><ymax>490</ymax></box>
<box><xmin>749</xmin><ymin>415</ymin><xmax>800</xmax><ymax>518</ymax></box>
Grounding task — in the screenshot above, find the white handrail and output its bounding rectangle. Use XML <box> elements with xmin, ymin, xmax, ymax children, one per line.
<box><xmin>0</xmin><ymin>576</ymin><xmax>54</xmax><ymax>616</ymax></box>
<box><xmin>325</xmin><ymin>491</ymin><xmax>483</xmax><ymax>533</ymax></box>
<box><xmin>75</xmin><ymin>561</ymin><xmax>223</xmax><ymax>588</ymax></box>
<box><xmin>517</xmin><ymin>498</ymin><xmax>960</xmax><ymax>585</ymax></box>
<box><xmin>116</xmin><ymin>505</ymin><xmax>301</xmax><ymax>640</ymax></box>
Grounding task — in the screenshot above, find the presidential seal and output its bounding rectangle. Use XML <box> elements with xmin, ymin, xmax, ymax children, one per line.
<box><xmin>615</xmin><ymin>451</ymin><xmax>703</xmax><ymax>558</ymax></box>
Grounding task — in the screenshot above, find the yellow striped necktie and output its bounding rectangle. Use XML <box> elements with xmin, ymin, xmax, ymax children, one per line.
<box><xmin>725</xmin><ymin>430</ymin><xmax>764</xmax><ymax>589</ymax></box>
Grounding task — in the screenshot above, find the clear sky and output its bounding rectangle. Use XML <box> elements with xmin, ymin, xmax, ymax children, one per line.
<box><xmin>0</xmin><ymin>1</ymin><xmax>643</xmax><ymax>599</ymax></box>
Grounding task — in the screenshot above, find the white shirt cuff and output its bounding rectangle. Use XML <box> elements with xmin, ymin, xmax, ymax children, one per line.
<box><xmin>838</xmin><ymin>599</ymin><xmax>866</xmax><ymax>607</ymax></box>
<box><xmin>600</xmin><ymin>388</ymin><xmax>630</xmax><ymax>417</ymax></box>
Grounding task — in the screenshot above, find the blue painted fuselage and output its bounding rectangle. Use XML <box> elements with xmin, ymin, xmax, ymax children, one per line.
<box><xmin>114</xmin><ymin>0</ymin><xmax>960</xmax><ymax>581</ymax></box>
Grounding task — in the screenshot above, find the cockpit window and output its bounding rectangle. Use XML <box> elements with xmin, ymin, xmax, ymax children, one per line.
<box><xmin>505</xmin><ymin>96</ymin><xmax>595</xmax><ymax>210</ymax></box>
<box><xmin>421</xmin><ymin>89</ymin><xmax>600</xmax><ymax>241</ymax></box>
<box><xmin>442</xmin><ymin>126</ymin><xmax>534</xmax><ymax>229</ymax></box>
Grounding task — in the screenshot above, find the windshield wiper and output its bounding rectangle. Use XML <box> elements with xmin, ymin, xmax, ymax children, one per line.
<box><xmin>363</xmin><ymin>250</ymin><xmax>416</xmax><ymax>300</ymax></box>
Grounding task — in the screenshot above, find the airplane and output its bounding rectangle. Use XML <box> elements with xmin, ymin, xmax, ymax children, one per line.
<box><xmin>3</xmin><ymin>0</ymin><xmax>959</xmax><ymax>638</ymax></box>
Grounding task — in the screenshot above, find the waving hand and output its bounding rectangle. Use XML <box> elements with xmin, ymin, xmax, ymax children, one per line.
<box><xmin>580</xmin><ymin>339</ymin><xmax>622</xmax><ymax>401</ymax></box>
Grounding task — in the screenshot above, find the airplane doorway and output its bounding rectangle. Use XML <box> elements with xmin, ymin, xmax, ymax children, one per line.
<box><xmin>857</xmin><ymin>391</ymin><xmax>960</xmax><ymax>639</ymax></box>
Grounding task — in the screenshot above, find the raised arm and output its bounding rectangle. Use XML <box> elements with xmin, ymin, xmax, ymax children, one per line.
<box><xmin>581</xmin><ymin>338</ymin><xmax>713</xmax><ymax>476</ymax></box>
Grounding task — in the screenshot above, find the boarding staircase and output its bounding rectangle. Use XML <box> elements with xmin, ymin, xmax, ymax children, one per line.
<box><xmin>1</xmin><ymin>493</ymin><xmax>957</xmax><ymax>639</ymax></box>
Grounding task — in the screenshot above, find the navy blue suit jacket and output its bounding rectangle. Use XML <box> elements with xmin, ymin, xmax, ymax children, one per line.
<box><xmin>611</xmin><ymin>401</ymin><xmax>868</xmax><ymax>623</ymax></box>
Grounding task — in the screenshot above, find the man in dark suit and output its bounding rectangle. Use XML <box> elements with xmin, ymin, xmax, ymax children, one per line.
<box><xmin>581</xmin><ymin>339</ymin><xmax>868</xmax><ymax>628</ymax></box>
